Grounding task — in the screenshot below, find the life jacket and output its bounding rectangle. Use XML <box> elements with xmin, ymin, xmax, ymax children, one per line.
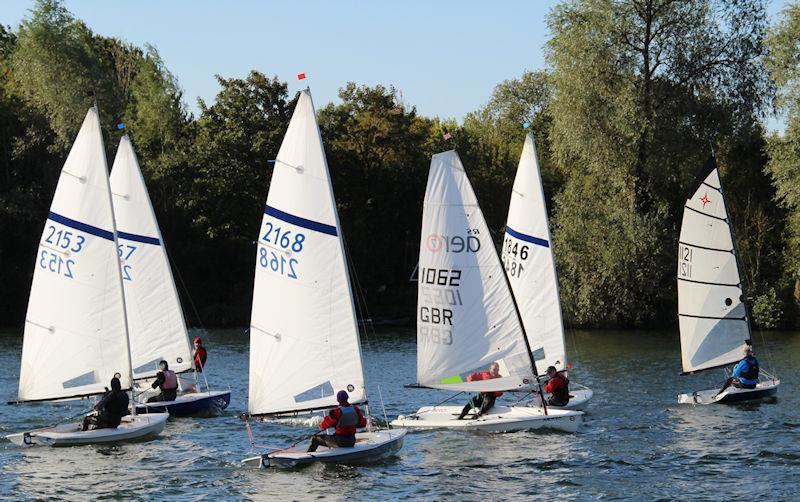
<box><xmin>161</xmin><ymin>370</ymin><xmax>178</xmax><ymax>390</ymax></box>
<box><xmin>739</xmin><ymin>356</ymin><xmax>759</xmax><ymax>382</ymax></box>
<box><xmin>334</xmin><ymin>405</ymin><xmax>359</xmax><ymax>436</ymax></box>
<box><xmin>546</xmin><ymin>374</ymin><xmax>570</xmax><ymax>401</ymax></box>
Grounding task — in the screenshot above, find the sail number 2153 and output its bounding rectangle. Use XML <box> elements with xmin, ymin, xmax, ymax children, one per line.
<box><xmin>38</xmin><ymin>224</ymin><xmax>87</xmax><ymax>279</ymax></box>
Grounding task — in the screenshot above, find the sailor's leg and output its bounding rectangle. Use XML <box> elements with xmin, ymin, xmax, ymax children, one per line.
<box><xmin>307</xmin><ymin>435</ymin><xmax>323</xmax><ymax>452</ymax></box>
<box><xmin>456</xmin><ymin>402</ymin><xmax>472</xmax><ymax>420</ymax></box>
<box><xmin>479</xmin><ymin>394</ymin><xmax>496</xmax><ymax>416</ymax></box>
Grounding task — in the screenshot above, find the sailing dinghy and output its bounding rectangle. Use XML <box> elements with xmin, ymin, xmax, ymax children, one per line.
<box><xmin>390</xmin><ymin>150</ymin><xmax>583</xmax><ymax>433</ymax></box>
<box><xmin>6</xmin><ymin>108</ymin><xmax>168</xmax><ymax>446</ymax></box>
<box><xmin>108</xmin><ymin>135</ymin><xmax>230</xmax><ymax>416</ymax></box>
<box><xmin>676</xmin><ymin>157</ymin><xmax>779</xmax><ymax>405</ymax></box>
<box><xmin>502</xmin><ymin>133</ymin><xmax>592</xmax><ymax>410</ymax></box>
<box><xmin>240</xmin><ymin>89</ymin><xmax>406</xmax><ymax>469</ymax></box>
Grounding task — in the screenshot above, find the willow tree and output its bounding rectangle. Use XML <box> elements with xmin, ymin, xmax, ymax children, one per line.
<box><xmin>546</xmin><ymin>0</ymin><xmax>770</xmax><ymax>326</ymax></box>
<box><xmin>765</xmin><ymin>2</ymin><xmax>800</xmax><ymax>321</ymax></box>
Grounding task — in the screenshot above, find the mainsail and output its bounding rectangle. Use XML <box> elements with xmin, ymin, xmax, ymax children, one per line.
<box><xmin>416</xmin><ymin>150</ymin><xmax>536</xmax><ymax>392</ymax></box>
<box><xmin>678</xmin><ymin>157</ymin><xmax>750</xmax><ymax>373</ymax></box>
<box><xmin>248</xmin><ymin>90</ymin><xmax>365</xmax><ymax>415</ymax></box>
<box><xmin>109</xmin><ymin>135</ymin><xmax>193</xmax><ymax>379</ymax></box>
<box><xmin>19</xmin><ymin>108</ymin><xmax>133</xmax><ymax>401</ymax></box>
<box><xmin>502</xmin><ymin>133</ymin><xmax>567</xmax><ymax>371</ymax></box>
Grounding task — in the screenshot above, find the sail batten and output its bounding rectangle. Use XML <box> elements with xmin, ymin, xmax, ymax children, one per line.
<box><xmin>678</xmin><ymin>157</ymin><xmax>750</xmax><ymax>373</ymax></box>
<box><xmin>416</xmin><ymin>150</ymin><xmax>535</xmax><ymax>393</ymax></box>
<box><xmin>18</xmin><ymin>108</ymin><xmax>132</xmax><ymax>402</ymax></box>
<box><xmin>110</xmin><ymin>135</ymin><xmax>193</xmax><ymax>380</ymax></box>
<box><xmin>502</xmin><ymin>134</ymin><xmax>567</xmax><ymax>371</ymax></box>
<box><xmin>248</xmin><ymin>90</ymin><xmax>365</xmax><ymax>416</ymax></box>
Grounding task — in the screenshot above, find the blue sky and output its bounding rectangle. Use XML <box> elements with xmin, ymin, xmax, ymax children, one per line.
<box><xmin>1</xmin><ymin>0</ymin><xmax>793</xmax><ymax>124</ymax></box>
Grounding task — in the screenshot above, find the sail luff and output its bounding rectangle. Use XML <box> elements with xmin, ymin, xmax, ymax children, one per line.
<box><xmin>100</xmin><ymin>119</ymin><xmax>136</xmax><ymax>412</ymax></box>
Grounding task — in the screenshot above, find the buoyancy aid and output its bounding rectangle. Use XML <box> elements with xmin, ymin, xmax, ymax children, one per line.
<box><xmin>335</xmin><ymin>405</ymin><xmax>359</xmax><ymax>435</ymax></box>
<box><xmin>545</xmin><ymin>373</ymin><xmax>570</xmax><ymax>401</ymax></box>
<box><xmin>162</xmin><ymin>370</ymin><xmax>178</xmax><ymax>390</ymax></box>
<box><xmin>735</xmin><ymin>356</ymin><xmax>759</xmax><ymax>385</ymax></box>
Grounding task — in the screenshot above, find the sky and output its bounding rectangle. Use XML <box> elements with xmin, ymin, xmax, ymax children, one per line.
<box><xmin>1</xmin><ymin>0</ymin><xmax>794</xmax><ymax>123</ymax></box>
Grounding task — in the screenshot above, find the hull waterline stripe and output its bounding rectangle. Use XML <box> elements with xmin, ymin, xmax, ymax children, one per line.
<box><xmin>117</xmin><ymin>231</ymin><xmax>160</xmax><ymax>246</ymax></box>
<box><xmin>264</xmin><ymin>205</ymin><xmax>337</xmax><ymax>236</ymax></box>
<box><xmin>47</xmin><ymin>211</ymin><xmax>114</xmax><ymax>241</ymax></box>
<box><xmin>505</xmin><ymin>226</ymin><xmax>549</xmax><ymax>248</ymax></box>
<box><xmin>684</xmin><ymin>205</ymin><xmax>727</xmax><ymax>222</ymax></box>
<box><xmin>678</xmin><ymin>241</ymin><xmax>733</xmax><ymax>253</ymax></box>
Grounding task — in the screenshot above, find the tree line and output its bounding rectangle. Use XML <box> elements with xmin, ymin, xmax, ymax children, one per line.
<box><xmin>3</xmin><ymin>0</ymin><xmax>800</xmax><ymax>330</ymax></box>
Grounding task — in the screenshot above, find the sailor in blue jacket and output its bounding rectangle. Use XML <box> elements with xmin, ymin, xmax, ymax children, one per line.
<box><xmin>716</xmin><ymin>346</ymin><xmax>759</xmax><ymax>396</ymax></box>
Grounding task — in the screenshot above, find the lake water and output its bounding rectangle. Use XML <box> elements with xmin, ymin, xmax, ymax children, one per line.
<box><xmin>1</xmin><ymin>328</ymin><xmax>798</xmax><ymax>500</ymax></box>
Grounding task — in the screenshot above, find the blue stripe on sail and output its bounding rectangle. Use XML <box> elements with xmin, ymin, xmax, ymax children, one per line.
<box><xmin>264</xmin><ymin>205</ymin><xmax>338</xmax><ymax>236</ymax></box>
<box><xmin>505</xmin><ymin>226</ymin><xmax>550</xmax><ymax>248</ymax></box>
<box><xmin>117</xmin><ymin>231</ymin><xmax>160</xmax><ymax>246</ymax></box>
<box><xmin>48</xmin><ymin>211</ymin><xmax>114</xmax><ymax>241</ymax></box>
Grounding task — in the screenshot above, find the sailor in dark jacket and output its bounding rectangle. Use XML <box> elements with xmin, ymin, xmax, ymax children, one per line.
<box><xmin>716</xmin><ymin>346</ymin><xmax>759</xmax><ymax>397</ymax></box>
<box><xmin>82</xmin><ymin>376</ymin><xmax>129</xmax><ymax>431</ymax></box>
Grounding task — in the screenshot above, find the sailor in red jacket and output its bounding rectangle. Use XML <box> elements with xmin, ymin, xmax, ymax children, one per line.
<box><xmin>543</xmin><ymin>365</ymin><xmax>570</xmax><ymax>407</ymax></box>
<box><xmin>193</xmin><ymin>337</ymin><xmax>207</xmax><ymax>372</ymax></box>
<box><xmin>307</xmin><ymin>390</ymin><xmax>367</xmax><ymax>452</ymax></box>
<box><xmin>457</xmin><ymin>362</ymin><xmax>502</xmax><ymax>420</ymax></box>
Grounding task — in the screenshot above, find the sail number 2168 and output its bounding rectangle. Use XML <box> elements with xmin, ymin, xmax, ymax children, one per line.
<box><xmin>259</xmin><ymin>222</ymin><xmax>306</xmax><ymax>279</ymax></box>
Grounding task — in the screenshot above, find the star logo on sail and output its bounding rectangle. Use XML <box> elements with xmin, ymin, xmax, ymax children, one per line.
<box><xmin>700</xmin><ymin>193</ymin><xmax>711</xmax><ymax>207</ymax></box>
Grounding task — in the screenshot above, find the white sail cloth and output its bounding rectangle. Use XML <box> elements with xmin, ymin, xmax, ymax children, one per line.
<box><xmin>678</xmin><ymin>158</ymin><xmax>749</xmax><ymax>373</ymax></box>
<box><xmin>248</xmin><ymin>90</ymin><xmax>365</xmax><ymax>415</ymax></box>
<box><xmin>110</xmin><ymin>135</ymin><xmax>193</xmax><ymax>379</ymax></box>
<box><xmin>19</xmin><ymin>108</ymin><xmax>132</xmax><ymax>401</ymax></box>
<box><xmin>502</xmin><ymin>133</ymin><xmax>567</xmax><ymax>372</ymax></box>
<box><xmin>416</xmin><ymin>150</ymin><xmax>535</xmax><ymax>392</ymax></box>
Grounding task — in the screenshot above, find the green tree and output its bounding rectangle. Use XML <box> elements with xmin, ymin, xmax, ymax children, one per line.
<box><xmin>764</xmin><ymin>2</ymin><xmax>800</xmax><ymax>323</ymax></box>
<box><xmin>546</xmin><ymin>0</ymin><xmax>771</xmax><ymax>326</ymax></box>
<box><xmin>319</xmin><ymin>83</ymin><xmax>435</xmax><ymax>316</ymax></box>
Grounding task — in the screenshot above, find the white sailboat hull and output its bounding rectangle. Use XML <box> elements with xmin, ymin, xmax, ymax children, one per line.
<box><xmin>6</xmin><ymin>412</ymin><xmax>168</xmax><ymax>447</ymax></box>
<box><xmin>241</xmin><ymin>429</ymin><xmax>407</xmax><ymax>469</ymax></box>
<box><xmin>677</xmin><ymin>378</ymin><xmax>780</xmax><ymax>405</ymax></box>
<box><xmin>390</xmin><ymin>405</ymin><xmax>582</xmax><ymax>433</ymax></box>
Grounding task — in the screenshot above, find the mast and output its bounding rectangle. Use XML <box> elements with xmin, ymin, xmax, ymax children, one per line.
<box><xmin>713</xmin><ymin>156</ymin><xmax>754</xmax><ymax>344</ymax></box>
<box><xmin>101</xmin><ymin>110</ymin><xmax>137</xmax><ymax>416</ymax></box>
<box><xmin>499</xmin><ymin>241</ymin><xmax>548</xmax><ymax>414</ymax></box>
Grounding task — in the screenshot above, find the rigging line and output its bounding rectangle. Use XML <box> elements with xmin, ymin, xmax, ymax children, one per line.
<box><xmin>342</xmin><ymin>235</ymin><xmax>377</xmax><ymax>352</ymax></box>
<box><xmin>161</xmin><ymin>238</ymin><xmax>210</xmax><ymax>392</ymax></box>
